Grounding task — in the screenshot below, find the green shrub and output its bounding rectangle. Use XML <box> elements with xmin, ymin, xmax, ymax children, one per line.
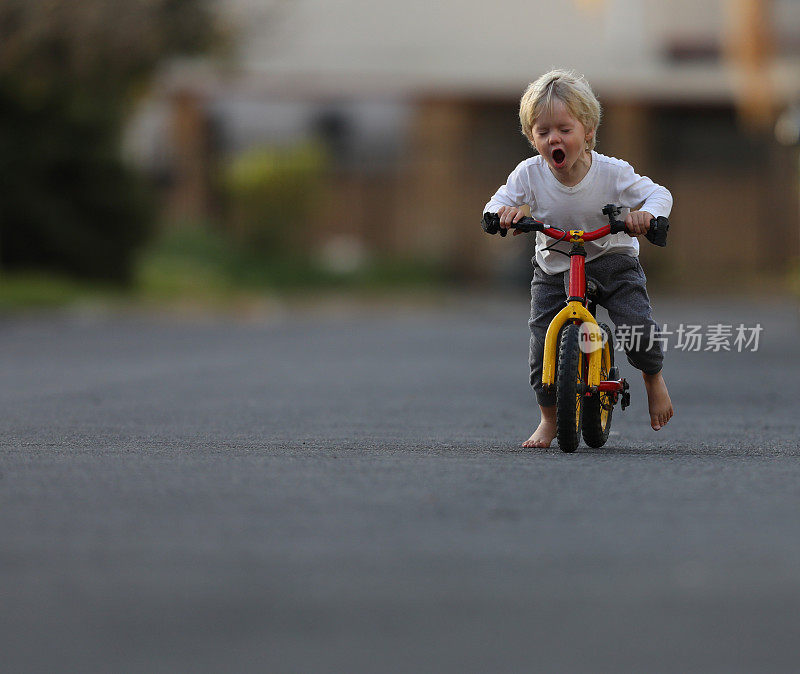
<box><xmin>223</xmin><ymin>143</ymin><xmax>327</xmax><ymax>256</ymax></box>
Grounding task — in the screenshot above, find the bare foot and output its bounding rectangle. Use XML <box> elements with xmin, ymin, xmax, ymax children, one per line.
<box><xmin>643</xmin><ymin>371</ymin><xmax>674</xmax><ymax>431</ymax></box>
<box><xmin>522</xmin><ymin>405</ymin><xmax>557</xmax><ymax>448</ymax></box>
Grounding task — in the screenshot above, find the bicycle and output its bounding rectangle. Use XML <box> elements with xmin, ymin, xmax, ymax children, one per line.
<box><xmin>482</xmin><ymin>204</ymin><xmax>669</xmax><ymax>452</ymax></box>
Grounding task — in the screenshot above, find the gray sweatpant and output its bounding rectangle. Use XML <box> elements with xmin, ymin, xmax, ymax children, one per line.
<box><xmin>529</xmin><ymin>253</ymin><xmax>663</xmax><ymax>406</ymax></box>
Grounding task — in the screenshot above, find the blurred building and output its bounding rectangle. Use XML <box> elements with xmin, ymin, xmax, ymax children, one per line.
<box><xmin>126</xmin><ymin>0</ymin><xmax>800</xmax><ymax>287</ymax></box>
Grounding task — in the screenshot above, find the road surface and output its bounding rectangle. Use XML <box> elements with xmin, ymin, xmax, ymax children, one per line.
<box><xmin>2</xmin><ymin>294</ymin><xmax>799</xmax><ymax>672</ymax></box>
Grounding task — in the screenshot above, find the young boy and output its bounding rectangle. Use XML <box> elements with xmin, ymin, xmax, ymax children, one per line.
<box><xmin>484</xmin><ymin>69</ymin><xmax>673</xmax><ymax>448</ymax></box>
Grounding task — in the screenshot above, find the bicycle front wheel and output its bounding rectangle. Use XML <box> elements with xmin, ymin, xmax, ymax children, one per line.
<box><xmin>556</xmin><ymin>323</ymin><xmax>584</xmax><ymax>453</ymax></box>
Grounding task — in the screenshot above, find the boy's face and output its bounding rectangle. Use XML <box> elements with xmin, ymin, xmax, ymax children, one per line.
<box><xmin>532</xmin><ymin>99</ymin><xmax>595</xmax><ymax>179</ymax></box>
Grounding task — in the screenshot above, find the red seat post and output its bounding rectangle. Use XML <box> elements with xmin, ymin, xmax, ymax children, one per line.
<box><xmin>568</xmin><ymin>252</ymin><xmax>586</xmax><ymax>300</ymax></box>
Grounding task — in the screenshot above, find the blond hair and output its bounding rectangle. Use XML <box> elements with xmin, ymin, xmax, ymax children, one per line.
<box><xmin>519</xmin><ymin>69</ymin><xmax>602</xmax><ymax>151</ymax></box>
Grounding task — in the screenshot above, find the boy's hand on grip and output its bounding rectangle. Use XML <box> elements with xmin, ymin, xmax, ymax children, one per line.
<box><xmin>498</xmin><ymin>206</ymin><xmax>524</xmax><ymax>228</ymax></box>
<box><xmin>498</xmin><ymin>206</ymin><xmax>528</xmax><ymax>236</ymax></box>
<box><xmin>624</xmin><ymin>210</ymin><xmax>653</xmax><ymax>237</ymax></box>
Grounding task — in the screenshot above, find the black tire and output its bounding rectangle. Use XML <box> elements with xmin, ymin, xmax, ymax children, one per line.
<box><xmin>556</xmin><ymin>323</ymin><xmax>584</xmax><ymax>453</ymax></box>
<box><xmin>582</xmin><ymin>323</ymin><xmax>615</xmax><ymax>448</ymax></box>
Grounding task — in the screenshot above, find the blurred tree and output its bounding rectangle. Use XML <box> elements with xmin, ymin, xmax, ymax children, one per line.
<box><xmin>0</xmin><ymin>0</ymin><xmax>221</xmax><ymax>283</ymax></box>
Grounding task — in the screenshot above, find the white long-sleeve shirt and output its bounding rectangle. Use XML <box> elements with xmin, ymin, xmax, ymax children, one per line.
<box><xmin>484</xmin><ymin>151</ymin><xmax>673</xmax><ymax>274</ymax></box>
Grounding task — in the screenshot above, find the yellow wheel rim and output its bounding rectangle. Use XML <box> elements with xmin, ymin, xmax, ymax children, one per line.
<box><xmin>575</xmin><ymin>351</ymin><xmax>583</xmax><ymax>433</ymax></box>
<box><xmin>599</xmin><ymin>343</ymin><xmax>611</xmax><ymax>428</ymax></box>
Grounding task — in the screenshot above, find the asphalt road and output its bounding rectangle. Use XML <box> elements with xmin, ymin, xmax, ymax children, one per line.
<box><xmin>2</xmin><ymin>294</ymin><xmax>800</xmax><ymax>672</ymax></box>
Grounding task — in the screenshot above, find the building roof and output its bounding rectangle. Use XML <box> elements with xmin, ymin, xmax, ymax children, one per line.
<box><xmin>216</xmin><ymin>0</ymin><xmax>800</xmax><ymax>103</ymax></box>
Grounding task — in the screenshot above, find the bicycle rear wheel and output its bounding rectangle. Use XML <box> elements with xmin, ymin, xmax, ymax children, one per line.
<box><xmin>582</xmin><ymin>323</ymin><xmax>615</xmax><ymax>448</ymax></box>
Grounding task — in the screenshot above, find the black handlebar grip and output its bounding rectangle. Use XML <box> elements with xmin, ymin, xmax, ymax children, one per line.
<box><xmin>482</xmin><ymin>212</ymin><xmax>501</xmax><ymax>235</ymax></box>
<box><xmin>645</xmin><ymin>216</ymin><xmax>669</xmax><ymax>247</ymax></box>
<box><xmin>609</xmin><ymin>220</ymin><xmax>627</xmax><ymax>234</ymax></box>
<box><xmin>483</xmin><ymin>212</ymin><xmax>545</xmax><ymax>236</ymax></box>
<box><xmin>513</xmin><ymin>217</ymin><xmax>545</xmax><ymax>233</ymax></box>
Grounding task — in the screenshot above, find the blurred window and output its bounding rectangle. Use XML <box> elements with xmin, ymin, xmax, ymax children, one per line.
<box><xmin>653</xmin><ymin>106</ymin><xmax>766</xmax><ymax>167</ymax></box>
<box><xmin>467</xmin><ymin>102</ymin><xmax>532</xmax><ymax>169</ymax></box>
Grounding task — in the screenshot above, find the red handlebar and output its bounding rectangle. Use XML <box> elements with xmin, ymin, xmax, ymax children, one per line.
<box><xmin>482</xmin><ymin>208</ymin><xmax>668</xmax><ymax>247</ymax></box>
<box><xmin>579</xmin><ymin>224</ymin><xmax>613</xmax><ymax>241</ymax></box>
<box><xmin>537</xmin><ymin>223</ymin><xmax>613</xmax><ymax>242</ymax></box>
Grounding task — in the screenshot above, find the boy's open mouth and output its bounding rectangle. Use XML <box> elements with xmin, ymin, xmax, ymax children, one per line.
<box><xmin>552</xmin><ymin>148</ymin><xmax>566</xmax><ymax>167</ymax></box>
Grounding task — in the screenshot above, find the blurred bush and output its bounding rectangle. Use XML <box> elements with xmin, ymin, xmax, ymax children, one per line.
<box><xmin>223</xmin><ymin>143</ymin><xmax>327</xmax><ymax>256</ymax></box>
<box><xmin>0</xmin><ymin>0</ymin><xmax>221</xmax><ymax>284</ymax></box>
